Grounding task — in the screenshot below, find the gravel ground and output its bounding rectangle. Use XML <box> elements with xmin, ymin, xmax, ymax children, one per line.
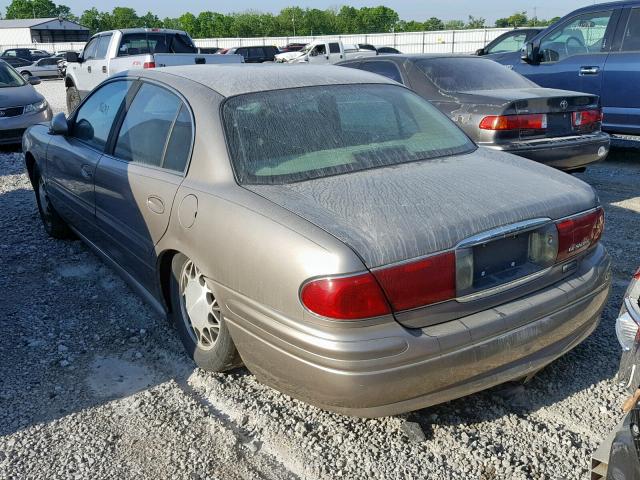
<box><xmin>1</xmin><ymin>79</ymin><xmax>639</xmax><ymax>479</ymax></box>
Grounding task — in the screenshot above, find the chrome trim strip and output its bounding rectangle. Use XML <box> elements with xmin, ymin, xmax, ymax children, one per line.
<box><xmin>456</xmin><ymin>217</ymin><xmax>551</xmax><ymax>249</ymax></box>
<box><xmin>456</xmin><ymin>267</ymin><xmax>552</xmax><ymax>303</ymax></box>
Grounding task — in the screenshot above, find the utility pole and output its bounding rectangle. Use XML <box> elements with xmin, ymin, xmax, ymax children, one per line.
<box><xmin>533</xmin><ymin>7</ymin><xmax>537</xmax><ymax>26</ymax></box>
<box><xmin>292</xmin><ymin>14</ymin><xmax>296</xmax><ymax>37</ymax></box>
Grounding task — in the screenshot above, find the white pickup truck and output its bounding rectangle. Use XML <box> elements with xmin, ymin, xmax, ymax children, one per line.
<box><xmin>275</xmin><ymin>40</ymin><xmax>378</xmax><ymax>64</ymax></box>
<box><xmin>64</xmin><ymin>28</ymin><xmax>243</xmax><ymax>112</ymax></box>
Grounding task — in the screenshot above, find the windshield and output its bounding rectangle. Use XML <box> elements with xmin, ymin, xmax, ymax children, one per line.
<box><xmin>0</xmin><ymin>62</ymin><xmax>26</xmax><ymax>88</ymax></box>
<box><xmin>417</xmin><ymin>57</ymin><xmax>536</xmax><ymax>92</ymax></box>
<box><xmin>223</xmin><ymin>84</ymin><xmax>475</xmax><ymax>185</ymax></box>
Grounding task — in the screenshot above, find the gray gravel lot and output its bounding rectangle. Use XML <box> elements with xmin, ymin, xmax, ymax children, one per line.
<box><xmin>0</xmin><ymin>79</ymin><xmax>639</xmax><ymax>479</ymax></box>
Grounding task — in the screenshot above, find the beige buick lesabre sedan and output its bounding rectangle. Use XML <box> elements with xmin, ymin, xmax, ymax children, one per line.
<box><xmin>22</xmin><ymin>65</ymin><xmax>611</xmax><ymax>417</ymax></box>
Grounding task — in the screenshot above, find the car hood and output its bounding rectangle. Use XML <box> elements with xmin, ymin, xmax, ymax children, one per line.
<box><xmin>0</xmin><ymin>84</ymin><xmax>40</xmax><ymax>107</ymax></box>
<box><xmin>246</xmin><ymin>148</ymin><xmax>598</xmax><ymax>268</ymax></box>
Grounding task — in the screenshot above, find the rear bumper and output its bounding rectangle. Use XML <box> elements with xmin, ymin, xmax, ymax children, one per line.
<box><xmin>0</xmin><ymin>108</ymin><xmax>52</xmax><ymax>145</ymax></box>
<box><xmin>486</xmin><ymin>132</ymin><xmax>610</xmax><ymax>170</ymax></box>
<box><xmin>221</xmin><ymin>245</ymin><xmax>611</xmax><ymax>417</ymax></box>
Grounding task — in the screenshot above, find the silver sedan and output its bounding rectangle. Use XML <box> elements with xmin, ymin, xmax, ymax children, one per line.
<box><xmin>22</xmin><ymin>65</ymin><xmax>610</xmax><ymax>417</ymax></box>
<box><xmin>17</xmin><ymin>57</ymin><xmax>62</xmax><ymax>80</ymax></box>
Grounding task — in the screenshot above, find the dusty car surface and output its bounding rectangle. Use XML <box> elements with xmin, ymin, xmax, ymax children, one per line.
<box><xmin>338</xmin><ymin>55</ymin><xmax>610</xmax><ymax>171</ymax></box>
<box><xmin>0</xmin><ymin>60</ymin><xmax>51</xmax><ymax>145</ymax></box>
<box><xmin>23</xmin><ymin>64</ymin><xmax>611</xmax><ymax>417</ymax></box>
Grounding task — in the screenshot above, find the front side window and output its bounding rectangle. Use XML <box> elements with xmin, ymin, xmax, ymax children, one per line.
<box><xmin>223</xmin><ymin>84</ymin><xmax>474</xmax><ymax>185</ymax></box>
<box><xmin>358</xmin><ymin>61</ymin><xmax>403</xmax><ymax>83</ymax></box>
<box><xmin>621</xmin><ymin>8</ymin><xmax>640</xmax><ymax>52</ymax></box>
<box><xmin>0</xmin><ymin>62</ymin><xmax>26</xmax><ymax>88</ymax></box>
<box><xmin>72</xmin><ymin>80</ymin><xmax>132</xmax><ymax>150</ymax></box>
<box><xmin>95</xmin><ymin>34</ymin><xmax>112</xmax><ymax>59</ymax></box>
<box><xmin>417</xmin><ymin>57</ymin><xmax>535</xmax><ymax>92</ymax></box>
<box><xmin>114</xmin><ymin>83</ymin><xmax>187</xmax><ymax>170</ymax></box>
<box><xmin>82</xmin><ymin>37</ymin><xmax>99</xmax><ymax>60</ymax></box>
<box><xmin>486</xmin><ymin>32</ymin><xmax>528</xmax><ymax>54</ymax></box>
<box><xmin>313</xmin><ymin>44</ymin><xmax>326</xmax><ymax>55</ymax></box>
<box><xmin>539</xmin><ymin>10</ymin><xmax>613</xmax><ymax>62</ymax></box>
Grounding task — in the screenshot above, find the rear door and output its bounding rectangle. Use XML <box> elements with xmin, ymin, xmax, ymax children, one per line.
<box><xmin>602</xmin><ymin>7</ymin><xmax>640</xmax><ymax>133</ymax></box>
<box><xmin>46</xmin><ymin>79</ymin><xmax>132</xmax><ymax>238</ymax></box>
<box><xmin>93</xmin><ymin>81</ymin><xmax>193</xmax><ymax>288</ymax></box>
<box><xmin>328</xmin><ymin>42</ymin><xmax>343</xmax><ymax>63</ymax></box>
<box><xmin>514</xmin><ymin>8</ymin><xmax>620</xmax><ymax>96</ymax></box>
<box><xmin>34</xmin><ymin>57</ymin><xmax>59</xmax><ymax>77</ymax></box>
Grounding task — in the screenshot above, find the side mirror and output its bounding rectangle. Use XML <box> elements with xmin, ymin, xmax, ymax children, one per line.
<box><xmin>521</xmin><ymin>42</ymin><xmax>538</xmax><ymax>64</ymax></box>
<box><xmin>65</xmin><ymin>51</ymin><xmax>80</xmax><ymax>63</ymax></box>
<box><xmin>49</xmin><ymin>112</ymin><xmax>69</xmax><ymax>136</ymax></box>
<box><xmin>475</xmin><ymin>48</ymin><xmax>485</xmax><ymax>56</ymax></box>
<box><xmin>28</xmin><ymin>76</ymin><xmax>41</xmax><ymax>86</ymax></box>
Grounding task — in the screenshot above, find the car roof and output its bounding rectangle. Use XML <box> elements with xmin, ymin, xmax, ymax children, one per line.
<box><xmin>133</xmin><ymin>64</ymin><xmax>396</xmax><ymax>97</ymax></box>
<box><xmin>339</xmin><ymin>54</ymin><xmax>480</xmax><ymax>64</ymax></box>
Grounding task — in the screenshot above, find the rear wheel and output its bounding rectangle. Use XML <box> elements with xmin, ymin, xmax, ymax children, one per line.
<box><xmin>66</xmin><ymin>85</ymin><xmax>81</xmax><ymax>113</ymax></box>
<box><xmin>169</xmin><ymin>253</ymin><xmax>241</xmax><ymax>372</ymax></box>
<box><xmin>20</xmin><ymin>71</ymin><xmax>31</xmax><ymax>80</ymax></box>
<box><xmin>34</xmin><ymin>170</ymin><xmax>72</xmax><ymax>239</ymax></box>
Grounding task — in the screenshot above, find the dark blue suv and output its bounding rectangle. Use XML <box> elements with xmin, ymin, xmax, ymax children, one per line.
<box><xmin>495</xmin><ymin>1</ymin><xmax>640</xmax><ymax>134</ymax></box>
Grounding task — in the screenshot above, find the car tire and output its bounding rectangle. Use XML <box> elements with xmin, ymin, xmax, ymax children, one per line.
<box><xmin>66</xmin><ymin>85</ymin><xmax>81</xmax><ymax>113</ymax></box>
<box><xmin>20</xmin><ymin>71</ymin><xmax>31</xmax><ymax>80</ymax></box>
<box><xmin>169</xmin><ymin>253</ymin><xmax>242</xmax><ymax>372</ymax></box>
<box><xmin>33</xmin><ymin>168</ymin><xmax>72</xmax><ymax>239</ymax></box>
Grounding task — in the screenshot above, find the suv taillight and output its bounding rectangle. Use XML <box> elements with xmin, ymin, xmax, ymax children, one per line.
<box><xmin>555</xmin><ymin>208</ymin><xmax>604</xmax><ymax>262</ymax></box>
<box><xmin>143</xmin><ymin>61</ymin><xmax>156</xmax><ymax>69</ymax></box>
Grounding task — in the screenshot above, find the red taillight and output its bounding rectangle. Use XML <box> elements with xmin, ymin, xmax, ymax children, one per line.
<box><xmin>479</xmin><ymin>114</ymin><xmax>547</xmax><ymax>131</ymax></box>
<box><xmin>556</xmin><ymin>208</ymin><xmax>604</xmax><ymax>262</ymax></box>
<box><xmin>300</xmin><ymin>273</ymin><xmax>391</xmax><ymax>320</ymax></box>
<box><xmin>372</xmin><ymin>252</ymin><xmax>456</xmax><ymax>311</ymax></box>
<box><xmin>634</xmin><ymin>267</ymin><xmax>640</xmax><ymax>280</ymax></box>
<box><xmin>143</xmin><ymin>62</ymin><xmax>156</xmax><ymax>69</ymax></box>
<box><xmin>572</xmin><ymin>109</ymin><xmax>602</xmax><ymax>127</ymax></box>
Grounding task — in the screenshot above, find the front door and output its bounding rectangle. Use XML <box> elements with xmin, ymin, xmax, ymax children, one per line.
<box><xmin>93</xmin><ymin>82</ymin><xmax>193</xmax><ymax>289</ymax></box>
<box><xmin>602</xmin><ymin>7</ymin><xmax>640</xmax><ymax>133</ymax></box>
<box><xmin>46</xmin><ymin>79</ymin><xmax>133</xmax><ymax>237</ymax></box>
<box><xmin>308</xmin><ymin>43</ymin><xmax>329</xmax><ymax>63</ymax></box>
<box><xmin>513</xmin><ymin>8</ymin><xmax>619</xmax><ymax>96</ymax></box>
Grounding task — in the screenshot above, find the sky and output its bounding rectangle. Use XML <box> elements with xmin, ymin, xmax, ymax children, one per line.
<box><xmin>0</xmin><ymin>0</ymin><xmax>598</xmax><ymax>23</ymax></box>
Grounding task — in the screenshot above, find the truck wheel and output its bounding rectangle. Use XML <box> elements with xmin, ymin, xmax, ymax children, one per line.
<box><xmin>34</xmin><ymin>168</ymin><xmax>72</xmax><ymax>239</ymax></box>
<box><xmin>169</xmin><ymin>253</ymin><xmax>242</xmax><ymax>372</ymax></box>
<box><xmin>66</xmin><ymin>85</ymin><xmax>81</xmax><ymax>113</ymax></box>
<box><xmin>21</xmin><ymin>71</ymin><xmax>31</xmax><ymax>80</ymax></box>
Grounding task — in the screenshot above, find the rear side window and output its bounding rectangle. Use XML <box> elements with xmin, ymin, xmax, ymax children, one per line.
<box><xmin>416</xmin><ymin>57</ymin><xmax>535</xmax><ymax>92</ymax></box>
<box><xmin>72</xmin><ymin>80</ymin><xmax>132</xmax><ymax>150</ymax></box>
<box><xmin>163</xmin><ymin>106</ymin><xmax>193</xmax><ymax>172</ymax></box>
<box><xmin>621</xmin><ymin>8</ymin><xmax>640</xmax><ymax>52</ymax></box>
<box><xmin>249</xmin><ymin>47</ymin><xmax>263</xmax><ymax>59</ymax></box>
<box><xmin>329</xmin><ymin>43</ymin><xmax>341</xmax><ymax>53</ymax></box>
<box><xmin>358</xmin><ymin>61</ymin><xmax>403</xmax><ymax>83</ymax></box>
<box><xmin>223</xmin><ymin>84</ymin><xmax>474</xmax><ymax>185</ymax></box>
<box><xmin>114</xmin><ymin>83</ymin><xmax>191</xmax><ymax>171</ymax></box>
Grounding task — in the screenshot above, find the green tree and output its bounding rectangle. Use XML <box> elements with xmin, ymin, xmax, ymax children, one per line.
<box><xmin>176</xmin><ymin>12</ymin><xmax>198</xmax><ymax>36</ymax></box>
<box><xmin>443</xmin><ymin>19</ymin><xmax>465</xmax><ymax>30</ymax></box>
<box><xmin>423</xmin><ymin>17</ymin><xmax>444</xmax><ymax>31</ymax></box>
<box><xmin>466</xmin><ymin>15</ymin><xmax>485</xmax><ymax>29</ymax></box>
<box><xmin>138</xmin><ymin>11</ymin><xmax>162</xmax><ymax>28</ymax></box>
<box><xmin>197</xmin><ymin>11</ymin><xmax>229</xmax><ymax>38</ymax></box>
<box><xmin>358</xmin><ymin>6</ymin><xmax>399</xmax><ymax>33</ymax></box>
<box><xmin>336</xmin><ymin>6</ymin><xmax>359</xmax><ymax>34</ymax></box>
<box><xmin>79</xmin><ymin>7</ymin><xmax>110</xmax><ymax>33</ymax></box>
<box><xmin>495</xmin><ymin>11</ymin><xmax>528</xmax><ymax>28</ymax></box>
<box><xmin>6</xmin><ymin>0</ymin><xmax>58</xmax><ymax>19</ymax></box>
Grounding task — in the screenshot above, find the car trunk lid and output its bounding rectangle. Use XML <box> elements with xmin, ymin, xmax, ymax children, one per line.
<box><xmin>245</xmin><ymin>148</ymin><xmax>597</xmax><ymax>271</ymax></box>
<box><xmin>458</xmin><ymin>87</ymin><xmax>600</xmax><ymax>139</ymax></box>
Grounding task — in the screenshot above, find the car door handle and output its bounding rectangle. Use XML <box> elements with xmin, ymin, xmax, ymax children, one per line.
<box><xmin>87</xmin><ymin>65</ymin><xmax>91</xmax><ymax>73</ymax></box>
<box><xmin>579</xmin><ymin>66</ymin><xmax>600</xmax><ymax>75</ymax></box>
<box><xmin>80</xmin><ymin>164</ymin><xmax>93</xmax><ymax>179</ymax></box>
<box><xmin>102</xmin><ymin>65</ymin><xmax>107</xmax><ymax>73</ymax></box>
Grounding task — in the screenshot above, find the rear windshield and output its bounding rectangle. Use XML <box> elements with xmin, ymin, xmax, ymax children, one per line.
<box><xmin>118</xmin><ymin>33</ymin><xmax>196</xmax><ymax>56</ymax></box>
<box><xmin>416</xmin><ymin>57</ymin><xmax>536</xmax><ymax>92</ymax></box>
<box><xmin>0</xmin><ymin>62</ymin><xmax>26</xmax><ymax>88</ymax></box>
<box><xmin>223</xmin><ymin>84</ymin><xmax>475</xmax><ymax>185</ymax></box>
